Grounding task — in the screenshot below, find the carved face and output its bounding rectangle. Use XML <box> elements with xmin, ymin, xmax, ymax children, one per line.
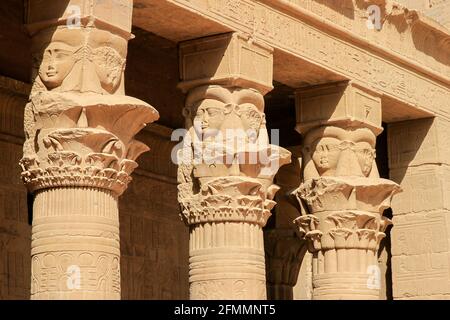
<box><xmin>38</xmin><ymin>42</ymin><xmax>78</xmax><ymax>90</ymax></box>
<box><xmin>236</xmin><ymin>103</ymin><xmax>263</xmax><ymax>143</ymax></box>
<box><xmin>355</xmin><ymin>142</ymin><xmax>375</xmax><ymax>176</ymax></box>
<box><xmin>193</xmin><ymin>100</ymin><xmax>230</xmax><ymax>138</ymax></box>
<box><xmin>93</xmin><ymin>47</ymin><xmax>125</xmax><ymax>93</ymax></box>
<box><xmin>311</xmin><ymin>137</ymin><xmax>341</xmax><ymax>176</ymax></box>
<box><xmin>304</xmin><ymin>127</ymin><xmax>377</xmax><ymax>179</ymax></box>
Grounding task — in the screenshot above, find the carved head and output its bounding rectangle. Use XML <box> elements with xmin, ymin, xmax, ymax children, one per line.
<box><xmin>310</xmin><ymin>136</ymin><xmax>341</xmax><ymax>176</ymax></box>
<box><xmin>32</xmin><ymin>27</ymin><xmax>127</xmax><ymax>94</ymax></box>
<box><xmin>92</xmin><ymin>46</ymin><xmax>126</xmax><ymax>93</ymax></box>
<box><xmin>235</xmin><ymin>103</ymin><xmax>264</xmax><ymax>143</ymax></box>
<box><xmin>303</xmin><ymin>126</ymin><xmax>377</xmax><ymax>179</ymax></box>
<box><xmin>185</xmin><ymin>85</ymin><xmax>265</xmax><ymax>143</ymax></box>
<box><xmin>193</xmin><ymin>101</ymin><xmax>233</xmax><ymax>139</ymax></box>
<box><xmin>36</xmin><ymin>41</ymin><xmax>80</xmax><ymax>90</ymax></box>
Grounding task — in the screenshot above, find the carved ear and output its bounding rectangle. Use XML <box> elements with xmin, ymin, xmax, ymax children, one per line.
<box><xmin>223</xmin><ymin>103</ymin><xmax>234</xmax><ymax>115</ymax></box>
<box><xmin>301</xmin><ymin>145</ymin><xmax>319</xmax><ymax>180</ymax></box>
<box><xmin>368</xmin><ymin>158</ymin><xmax>380</xmax><ymax>178</ymax></box>
<box><xmin>182</xmin><ymin>107</ymin><xmax>191</xmax><ymax>119</ymax></box>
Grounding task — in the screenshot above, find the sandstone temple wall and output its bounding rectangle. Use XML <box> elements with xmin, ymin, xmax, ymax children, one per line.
<box><xmin>0</xmin><ymin>0</ymin><xmax>448</xmax><ymax>300</ymax></box>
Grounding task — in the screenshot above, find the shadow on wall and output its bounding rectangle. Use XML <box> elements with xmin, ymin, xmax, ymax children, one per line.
<box><xmin>386</xmin><ymin>117</ymin><xmax>434</xmax><ymax>184</ymax></box>
<box><xmin>318</xmin><ymin>0</ymin><xmax>356</xmax><ymax>19</ymax></box>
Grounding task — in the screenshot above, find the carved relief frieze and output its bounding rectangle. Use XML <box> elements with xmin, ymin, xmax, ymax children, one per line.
<box><xmin>170</xmin><ymin>0</ymin><xmax>450</xmax><ymax>118</ymax></box>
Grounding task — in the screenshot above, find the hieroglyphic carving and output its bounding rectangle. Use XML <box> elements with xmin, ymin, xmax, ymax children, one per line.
<box><xmin>22</xmin><ymin>0</ymin><xmax>159</xmax><ymax>300</ymax></box>
<box><xmin>31</xmin><ymin>251</ymin><xmax>120</xmax><ymax>299</ymax></box>
<box><xmin>168</xmin><ymin>0</ymin><xmax>450</xmax><ymax>118</ymax></box>
<box><xmin>388</xmin><ymin>118</ymin><xmax>450</xmax><ymax>299</ymax></box>
<box><xmin>0</xmin><ymin>76</ymin><xmax>31</xmax><ymax>299</ymax></box>
<box><xmin>269</xmin><ymin>0</ymin><xmax>450</xmax><ymax>74</ymax></box>
<box><xmin>177</xmin><ymin>33</ymin><xmax>291</xmax><ymax>300</ymax></box>
<box><xmin>293</xmin><ymin>83</ymin><xmax>401</xmax><ymax>300</ymax></box>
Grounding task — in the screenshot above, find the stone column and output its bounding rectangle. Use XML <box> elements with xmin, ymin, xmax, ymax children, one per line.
<box><xmin>388</xmin><ymin>117</ymin><xmax>450</xmax><ymax>299</ymax></box>
<box><xmin>177</xmin><ymin>33</ymin><xmax>291</xmax><ymax>300</ymax></box>
<box><xmin>20</xmin><ymin>1</ymin><xmax>159</xmax><ymax>299</ymax></box>
<box><xmin>264</xmin><ymin>229</ymin><xmax>307</xmax><ymax>300</ymax></box>
<box><xmin>264</xmin><ymin>146</ymin><xmax>308</xmax><ymax>300</ymax></box>
<box><xmin>293</xmin><ymin>82</ymin><xmax>401</xmax><ymax>300</ymax></box>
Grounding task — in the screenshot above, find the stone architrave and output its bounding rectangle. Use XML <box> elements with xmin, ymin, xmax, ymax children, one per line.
<box><xmin>177</xmin><ymin>33</ymin><xmax>291</xmax><ymax>300</ymax></box>
<box><xmin>20</xmin><ymin>0</ymin><xmax>159</xmax><ymax>299</ymax></box>
<box><xmin>293</xmin><ymin>82</ymin><xmax>401</xmax><ymax>300</ymax></box>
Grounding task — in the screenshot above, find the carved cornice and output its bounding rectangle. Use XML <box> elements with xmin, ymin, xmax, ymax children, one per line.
<box><xmin>148</xmin><ymin>0</ymin><xmax>450</xmax><ymax>120</ymax></box>
<box><xmin>258</xmin><ymin>0</ymin><xmax>450</xmax><ymax>82</ymax></box>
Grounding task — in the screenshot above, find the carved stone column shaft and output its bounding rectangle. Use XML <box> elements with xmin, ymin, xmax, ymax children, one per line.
<box><xmin>190</xmin><ymin>222</ymin><xmax>266</xmax><ymax>299</ymax></box>
<box><xmin>31</xmin><ymin>187</ymin><xmax>120</xmax><ymax>299</ymax></box>
<box><xmin>264</xmin><ymin>229</ymin><xmax>307</xmax><ymax>300</ymax></box>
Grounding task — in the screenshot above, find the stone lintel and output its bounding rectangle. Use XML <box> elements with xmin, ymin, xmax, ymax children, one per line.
<box><xmin>295</xmin><ymin>82</ymin><xmax>383</xmax><ymax>136</ymax></box>
<box><xmin>178</xmin><ymin>32</ymin><xmax>274</xmax><ymax>94</ymax></box>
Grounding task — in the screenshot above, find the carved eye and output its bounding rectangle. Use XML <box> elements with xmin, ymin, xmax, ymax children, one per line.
<box><xmin>317</xmin><ymin>145</ymin><xmax>326</xmax><ymax>152</ymax></box>
<box><xmin>42</xmin><ymin>51</ymin><xmax>52</xmax><ymax>60</ymax></box>
<box><xmin>54</xmin><ymin>50</ymin><xmax>70</xmax><ymax>59</ymax></box>
<box><xmin>207</xmin><ymin>107</ymin><xmax>221</xmax><ymax>116</ymax></box>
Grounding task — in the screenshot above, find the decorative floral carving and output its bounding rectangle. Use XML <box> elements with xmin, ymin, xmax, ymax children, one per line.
<box><xmin>178</xmin><ymin>85</ymin><xmax>290</xmax><ymax>226</ymax></box>
<box><xmin>292</xmin><ymin>85</ymin><xmax>402</xmax><ymax>299</ymax></box>
<box><xmin>20</xmin><ymin>92</ymin><xmax>158</xmax><ymax>195</ymax></box>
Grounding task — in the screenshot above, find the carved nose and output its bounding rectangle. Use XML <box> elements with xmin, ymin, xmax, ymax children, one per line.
<box><xmin>335</xmin><ymin>147</ymin><xmax>364</xmax><ymax>177</ymax></box>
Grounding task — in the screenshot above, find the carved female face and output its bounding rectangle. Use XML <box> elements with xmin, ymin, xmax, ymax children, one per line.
<box><xmin>93</xmin><ymin>47</ymin><xmax>125</xmax><ymax>93</ymax></box>
<box><xmin>355</xmin><ymin>142</ymin><xmax>375</xmax><ymax>176</ymax></box>
<box><xmin>311</xmin><ymin>137</ymin><xmax>341</xmax><ymax>176</ymax></box>
<box><xmin>38</xmin><ymin>42</ymin><xmax>78</xmax><ymax>90</ymax></box>
<box><xmin>193</xmin><ymin>100</ymin><xmax>230</xmax><ymax>138</ymax></box>
<box><xmin>236</xmin><ymin>103</ymin><xmax>263</xmax><ymax>142</ymax></box>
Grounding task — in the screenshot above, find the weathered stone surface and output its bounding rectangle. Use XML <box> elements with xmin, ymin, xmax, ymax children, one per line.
<box><xmin>391</xmin><ymin>210</ymin><xmax>450</xmax><ymax>299</ymax></box>
<box><xmin>389</xmin><ymin>116</ymin><xmax>450</xmax><ymax>300</ymax></box>
<box><xmin>293</xmin><ymin>82</ymin><xmax>401</xmax><ymax>300</ymax></box>
<box><xmin>388</xmin><ymin>117</ymin><xmax>450</xmax><ymax>169</ymax></box>
<box><xmin>134</xmin><ymin>0</ymin><xmax>450</xmax><ymax>123</ymax></box>
<box><xmin>22</xmin><ymin>0</ymin><xmax>159</xmax><ymax>300</ymax></box>
<box><xmin>177</xmin><ymin>33</ymin><xmax>291</xmax><ymax>300</ymax></box>
<box><xmin>390</xmin><ymin>165</ymin><xmax>450</xmax><ymax>215</ymax></box>
<box><xmin>0</xmin><ymin>0</ymin><xmax>448</xmax><ymax>301</ymax></box>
